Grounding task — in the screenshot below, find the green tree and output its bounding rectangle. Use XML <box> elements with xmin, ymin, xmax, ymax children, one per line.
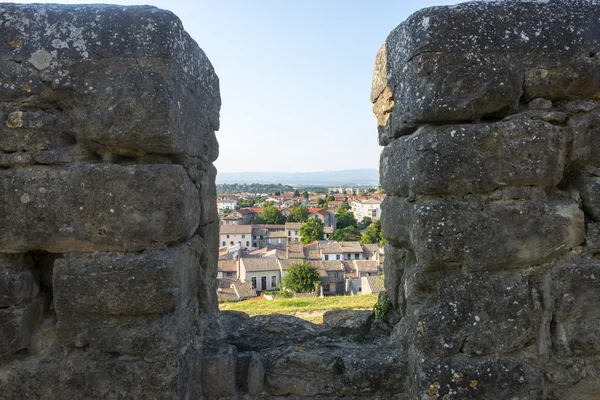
<box><xmin>274</xmin><ymin>191</ymin><xmax>281</xmax><ymax>196</ymax></box>
<box><xmin>326</xmin><ymin>195</ymin><xmax>335</xmax><ymax>202</ymax></box>
<box><xmin>361</xmin><ymin>220</ymin><xmax>385</xmax><ymax>245</ymax></box>
<box><xmin>330</xmin><ymin>226</ymin><xmax>361</xmax><ymax>242</ymax></box>
<box><xmin>317</xmin><ymin>198</ymin><xmax>326</xmax><ymax>207</ymax></box>
<box><xmin>282</xmin><ymin>262</ymin><xmax>322</xmax><ymax>293</ymax></box>
<box><xmin>339</xmin><ymin>201</ymin><xmax>350</xmax><ymax>211</ymax></box>
<box><xmin>293</xmin><ymin>189</ymin><xmax>300</xmax><ymax>197</ymax></box>
<box><xmin>302</xmin><ymin>191</ymin><xmax>309</xmax><ymax>199</ymax></box>
<box><xmin>237</xmin><ymin>199</ymin><xmax>255</xmax><ymax>208</ymax></box>
<box><xmin>259</xmin><ymin>203</ymin><xmax>286</xmax><ymax>224</ymax></box>
<box><xmin>300</xmin><ymin>217</ymin><xmax>325</xmax><ymax>244</ymax></box>
<box><xmin>335</xmin><ymin>208</ymin><xmax>357</xmax><ymax>230</ymax></box>
<box><xmin>287</xmin><ymin>205</ymin><xmax>309</xmax><ymax>223</ymax></box>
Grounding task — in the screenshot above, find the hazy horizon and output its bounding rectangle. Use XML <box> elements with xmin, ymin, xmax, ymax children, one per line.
<box><xmin>12</xmin><ymin>0</ymin><xmax>461</xmax><ymax>172</ymax></box>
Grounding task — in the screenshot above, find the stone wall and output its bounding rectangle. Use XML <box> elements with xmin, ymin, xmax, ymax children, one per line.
<box><xmin>375</xmin><ymin>1</ymin><xmax>600</xmax><ymax>399</ymax></box>
<box><xmin>0</xmin><ymin>4</ymin><xmax>220</xmax><ymax>398</ymax></box>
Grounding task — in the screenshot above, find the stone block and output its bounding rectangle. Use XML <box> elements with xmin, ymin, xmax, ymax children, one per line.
<box><xmin>53</xmin><ymin>237</ymin><xmax>201</xmax><ymax>316</ymax></box>
<box><xmin>0</xmin><ymin>4</ymin><xmax>220</xmax><ymax>159</ymax></box>
<box><xmin>0</xmin><ymin>348</ymin><xmax>193</xmax><ymax>399</ymax></box>
<box><xmin>0</xmin><ymin>164</ymin><xmax>200</xmax><ymax>253</ymax></box>
<box><xmin>568</xmin><ymin>109</ymin><xmax>600</xmax><ymax>171</ymax></box>
<box><xmin>586</xmin><ymin>222</ymin><xmax>600</xmax><ymax>254</ymax></box>
<box><xmin>380</xmin><ymin>118</ymin><xmax>566</xmax><ymax>196</ymax></box>
<box><xmin>196</xmin><ymin>221</ymin><xmax>219</xmax><ymax>314</ymax></box>
<box><xmin>551</xmin><ymin>263</ymin><xmax>600</xmax><ymax>357</ymax></box>
<box><xmin>382</xmin><ymin>196</ymin><xmax>584</xmax><ymax>271</ymax></box>
<box><xmin>410</xmin><ymin>353</ymin><xmax>544</xmax><ymax>400</ymax></box>
<box><xmin>0</xmin><ymin>299</ymin><xmax>43</xmax><ymax>358</ymax></box>
<box><xmin>373</xmin><ymin>1</ymin><xmax>600</xmax><ymax>142</ymax></box>
<box><xmin>404</xmin><ymin>270</ymin><xmax>538</xmax><ymax>357</ymax></box>
<box><xmin>200</xmin><ymin>345</ymin><xmax>238</xmax><ymax>399</ymax></box>
<box><xmin>0</xmin><ymin>254</ymin><xmax>37</xmax><ymax>307</ymax></box>
<box><xmin>577</xmin><ymin>175</ymin><xmax>600</xmax><ymax>221</ymax></box>
<box><xmin>55</xmin><ymin>299</ymin><xmax>197</xmax><ymax>356</ymax></box>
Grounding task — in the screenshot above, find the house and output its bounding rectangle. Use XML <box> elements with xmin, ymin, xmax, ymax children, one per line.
<box><xmin>324</xmin><ymin>226</ymin><xmax>334</xmax><ymax>240</ymax></box>
<box><xmin>308</xmin><ymin>208</ymin><xmax>336</xmax><ymax>228</ymax></box>
<box><xmin>286</xmin><ymin>241</ymin><xmax>305</xmax><ymax>259</ymax></box>
<box><xmin>239</xmin><ymin>258</ymin><xmax>281</xmax><ymax>292</ymax></box>
<box><xmin>221</xmin><ymin>208</ymin><xmax>258</xmax><ymax>225</ymax></box>
<box><xmin>251</xmin><ymin>224</ymin><xmax>285</xmax><ymax>248</ymax></box>
<box><xmin>339</xmin><ymin>241</ymin><xmax>365</xmax><ymax>260</ymax></box>
<box><xmin>217</xmin><ymin>260</ymin><xmax>238</xmax><ymax>279</ymax></box>
<box><xmin>319</xmin><ymin>242</ymin><xmax>343</xmax><ymax>261</ymax></box>
<box><xmin>219</xmin><ymin>225</ymin><xmax>256</xmax><ymax>251</ymax></box>
<box><xmin>321</xmin><ymin>260</ymin><xmax>345</xmax><ymax>295</ymax></box>
<box><xmin>352</xmin><ymin>260</ymin><xmax>380</xmax><ymax>278</ymax></box>
<box><xmin>351</xmin><ymin>199</ymin><xmax>382</xmax><ymax>222</ymax></box>
<box><xmin>217</xmin><ymin>197</ymin><xmax>238</xmax><ymax>215</ymax></box>
<box><xmin>285</xmin><ymin>222</ymin><xmax>302</xmax><ymax>242</ymax></box>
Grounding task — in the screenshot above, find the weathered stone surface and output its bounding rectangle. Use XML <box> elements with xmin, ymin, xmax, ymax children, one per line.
<box><xmin>0</xmin><ymin>164</ymin><xmax>200</xmax><ymax>253</ymax></box>
<box><xmin>373</xmin><ymin>1</ymin><xmax>600</xmax><ymax>143</ymax></box>
<box><xmin>247</xmin><ymin>351</ymin><xmax>265</xmax><ymax>396</ymax></box>
<box><xmin>380</xmin><ymin>118</ymin><xmax>566</xmax><ymax>196</ymax></box>
<box><xmin>0</xmin><ymin>4</ymin><xmax>220</xmax><ymax>159</ymax></box>
<box><xmin>576</xmin><ymin>175</ymin><xmax>600</xmax><ymax>221</ymax></box>
<box><xmin>55</xmin><ymin>299</ymin><xmax>197</xmax><ymax>357</ymax></box>
<box><xmin>551</xmin><ymin>263</ymin><xmax>600</xmax><ymax>357</ymax></box>
<box><xmin>0</xmin><ymin>348</ymin><xmax>194</xmax><ymax>399</ymax></box>
<box><xmin>403</xmin><ymin>271</ymin><xmax>538</xmax><ymax>357</ymax></box>
<box><xmin>0</xmin><ymin>299</ymin><xmax>43</xmax><ymax>358</ymax></box>
<box><xmin>200</xmin><ymin>345</ymin><xmax>238</xmax><ymax>399</ymax></box>
<box><xmin>586</xmin><ymin>222</ymin><xmax>600</xmax><ymax>254</ymax></box>
<box><xmin>410</xmin><ymin>353</ymin><xmax>544</xmax><ymax>400</ymax></box>
<box><xmin>197</xmin><ymin>221</ymin><xmax>219</xmax><ymax>314</ymax></box>
<box><xmin>0</xmin><ymin>254</ymin><xmax>37</xmax><ymax>307</ymax></box>
<box><xmin>225</xmin><ymin>314</ymin><xmax>323</xmax><ymax>352</ymax></box>
<box><xmin>568</xmin><ymin>109</ymin><xmax>600</xmax><ymax>171</ymax></box>
<box><xmin>53</xmin><ymin>237</ymin><xmax>201</xmax><ymax>316</ymax></box>
<box><xmin>322</xmin><ymin>309</ymin><xmax>373</xmax><ymax>339</ymax></box>
<box><xmin>383</xmin><ymin>196</ymin><xmax>584</xmax><ymax>271</ymax></box>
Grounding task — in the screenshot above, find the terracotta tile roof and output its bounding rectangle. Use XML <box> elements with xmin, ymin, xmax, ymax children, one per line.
<box><xmin>362</xmin><ymin>244</ymin><xmax>379</xmax><ymax>257</ymax></box>
<box><xmin>324</xmin><ymin>226</ymin><xmax>334</xmax><ymax>234</ymax></box>
<box><xmin>220</xmin><ymin>225</ymin><xmax>253</xmax><ymax>235</ymax></box>
<box><xmin>241</xmin><ymin>258</ymin><xmax>280</xmax><ymax>272</ymax></box>
<box><xmin>251</xmin><ymin>208</ymin><xmax>262</xmax><ymax>213</ymax></box>
<box><xmin>285</xmin><ymin>222</ymin><xmax>303</xmax><ymax>230</ymax></box>
<box><xmin>218</xmin><ymin>260</ymin><xmax>237</xmax><ymax>272</ymax></box>
<box><xmin>222</xmin><ymin>214</ymin><xmax>242</xmax><ymax>220</ymax></box>
<box><xmin>217</xmin><ymin>288</ymin><xmax>239</xmax><ymax>302</ymax></box>
<box><xmin>339</xmin><ymin>241</ymin><xmax>363</xmax><ymax>253</ymax></box>
<box><xmin>233</xmin><ymin>280</ymin><xmax>257</xmax><ymax>299</ymax></box>
<box><xmin>253</xmin><ymin>224</ymin><xmax>286</xmax><ymax>230</ymax></box>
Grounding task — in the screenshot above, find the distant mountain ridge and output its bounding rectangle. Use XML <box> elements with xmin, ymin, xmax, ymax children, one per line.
<box><xmin>216</xmin><ymin>169</ymin><xmax>379</xmax><ymax>186</ymax></box>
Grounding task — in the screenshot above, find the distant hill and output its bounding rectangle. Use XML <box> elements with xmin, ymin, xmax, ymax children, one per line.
<box><xmin>216</xmin><ymin>169</ymin><xmax>379</xmax><ymax>186</ymax></box>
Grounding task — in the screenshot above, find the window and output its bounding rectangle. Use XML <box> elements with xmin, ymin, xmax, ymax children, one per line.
<box><xmin>324</xmin><ymin>255</ymin><xmax>329</xmax><ymax>260</ymax></box>
<box><xmin>246</xmin><ymin>241</ymin><xmax>249</xmax><ymax>246</ymax></box>
<box><xmin>226</xmin><ymin>272</ymin><xmax>233</xmax><ymax>277</ymax></box>
<box><xmin>294</xmin><ymin>238</ymin><xmax>298</xmax><ymax>242</ymax></box>
<box><xmin>336</xmin><ymin>255</ymin><xmax>340</xmax><ymax>260</ymax></box>
<box><xmin>251</xmin><ymin>277</ymin><xmax>257</xmax><ymax>289</ymax></box>
<box><xmin>295</xmin><ymin>230</ymin><xmax>299</xmax><ymax>235</ymax></box>
<box><xmin>242</xmin><ymin>234</ymin><xmax>245</xmax><ymax>238</ymax></box>
<box><xmin>222</xmin><ymin>242</ymin><xmax>226</xmax><ymax>246</ymax></box>
<box><xmin>253</xmin><ymin>242</ymin><xmax>257</xmax><ymax>247</ymax></box>
<box><xmin>355</xmin><ymin>253</ymin><xmax>360</xmax><ymax>259</ymax></box>
<box><xmin>226</xmin><ymin>235</ymin><xmax>230</xmax><ymax>238</ymax></box>
<box><xmin>288</xmin><ymin>230</ymin><xmax>291</xmax><ymax>236</ymax></box>
<box><xmin>230</xmin><ymin>241</ymin><xmax>234</xmax><ymax>245</ymax></box>
<box><xmin>271</xmin><ymin>275</ymin><xmax>277</xmax><ymax>288</ymax></box>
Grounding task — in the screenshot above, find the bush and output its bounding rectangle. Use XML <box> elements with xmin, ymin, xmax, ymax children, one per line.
<box><xmin>282</xmin><ymin>262</ymin><xmax>322</xmax><ymax>293</ymax></box>
<box><xmin>373</xmin><ymin>292</ymin><xmax>391</xmax><ymax>322</ymax></box>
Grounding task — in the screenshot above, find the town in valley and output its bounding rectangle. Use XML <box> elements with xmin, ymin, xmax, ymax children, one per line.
<box><xmin>216</xmin><ymin>184</ymin><xmax>386</xmax><ymax>302</ymax></box>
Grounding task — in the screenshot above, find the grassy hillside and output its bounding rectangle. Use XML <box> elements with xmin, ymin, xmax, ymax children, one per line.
<box><xmin>219</xmin><ymin>293</ymin><xmax>378</xmax><ymax>323</ymax></box>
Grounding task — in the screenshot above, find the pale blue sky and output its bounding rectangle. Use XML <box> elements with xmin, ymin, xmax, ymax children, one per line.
<box><xmin>11</xmin><ymin>0</ymin><xmax>460</xmax><ymax>172</ymax></box>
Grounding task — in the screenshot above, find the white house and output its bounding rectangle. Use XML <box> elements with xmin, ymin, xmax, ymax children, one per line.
<box><xmin>351</xmin><ymin>199</ymin><xmax>382</xmax><ymax>223</ymax></box>
<box><xmin>219</xmin><ymin>225</ymin><xmax>256</xmax><ymax>251</ymax></box>
<box><xmin>217</xmin><ymin>197</ymin><xmax>238</xmax><ymax>215</ymax></box>
<box><xmin>239</xmin><ymin>258</ymin><xmax>281</xmax><ymax>292</ymax></box>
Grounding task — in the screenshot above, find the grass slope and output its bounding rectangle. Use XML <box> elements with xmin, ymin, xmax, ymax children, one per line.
<box><xmin>219</xmin><ymin>293</ymin><xmax>378</xmax><ymax>323</ymax></box>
